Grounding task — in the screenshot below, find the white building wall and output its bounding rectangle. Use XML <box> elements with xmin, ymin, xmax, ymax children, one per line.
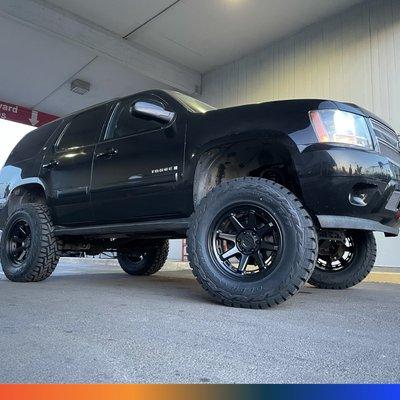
<box><xmin>201</xmin><ymin>0</ymin><xmax>400</xmax><ymax>267</ymax></box>
<box><xmin>168</xmin><ymin>239</ymin><xmax>183</xmax><ymax>261</ymax></box>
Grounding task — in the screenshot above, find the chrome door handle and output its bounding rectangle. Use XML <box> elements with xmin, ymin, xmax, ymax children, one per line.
<box><xmin>96</xmin><ymin>148</ymin><xmax>118</xmax><ymax>159</ymax></box>
<box><xmin>42</xmin><ymin>160</ymin><xmax>59</xmax><ymax>169</ymax></box>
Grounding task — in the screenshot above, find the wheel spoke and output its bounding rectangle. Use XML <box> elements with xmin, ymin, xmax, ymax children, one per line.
<box><xmin>230</xmin><ymin>214</ymin><xmax>244</xmax><ymax>232</ymax></box>
<box><xmin>220</xmin><ymin>245</ymin><xmax>240</xmax><ymax>261</ymax></box>
<box><xmin>338</xmin><ymin>256</ymin><xmax>351</xmax><ymax>268</ymax></box>
<box><xmin>12</xmin><ymin>236</ymin><xmax>23</xmax><ymax>244</ymax></box>
<box><xmin>237</xmin><ymin>255</ymin><xmax>250</xmax><ymax>273</ymax></box>
<box><xmin>12</xmin><ymin>248</ymin><xmax>23</xmax><ymax>257</ymax></box>
<box><xmin>18</xmin><ymin>225</ymin><xmax>27</xmax><ymax>236</ymax></box>
<box><xmin>217</xmin><ymin>232</ymin><xmax>236</xmax><ymax>242</ymax></box>
<box><xmin>16</xmin><ymin>250</ymin><xmax>26</xmax><ymax>261</ymax></box>
<box><xmin>247</xmin><ymin>210</ymin><xmax>257</xmax><ymax>229</ymax></box>
<box><xmin>326</xmin><ymin>259</ymin><xmax>334</xmax><ymax>270</ymax></box>
<box><xmin>257</xmin><ymin>222</ymin><xmax>273</xmax><ymax>237</ymax></box>
<box><xmin>254</xmin><ymin>251</ymin><xmax>265</xmax><ymax>270</ymax></box>
<box><xmin>211</xmin><ymin>204</ymin><xmax>283</xmax><ymax>278</ymax></box>
<box><xmin>261</xmin><ymin>241</ymin><xmax>278</xmax><ymax>251</ymax></box>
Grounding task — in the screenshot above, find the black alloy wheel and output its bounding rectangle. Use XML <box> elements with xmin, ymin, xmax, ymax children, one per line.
<box><xmin>126</xmin><ymin>252</ymin><xmax>146</xmax><ymax>264</ymax></box>
<box><xmin>309</xmin><ymin>230</ymin><xmax>376</xmax><ymax>289</ymax></box>
<box><xmin>209</xmin><ymin>205</ymin><xmax>282</xmax><ymax>280</ymax></box>
<box><xmin>5</xmin><ymin>219</ymin><xmax>32</xmax><ymax>267</ymax></box>
<box><xmin>117</xmin><ymin>239</ymin><xmax>169</xmax><ymax>276</ymax></box>
<box><xmin>316</xmin><ymin>235</ymin><xmax>356</xmax><ymax>272</ymax></box>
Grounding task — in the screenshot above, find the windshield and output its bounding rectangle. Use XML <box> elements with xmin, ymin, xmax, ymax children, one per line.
<box><xmin>168</xmin><ymin>91</ymin><xmax>216</xmax><ymax>113</ymax></box>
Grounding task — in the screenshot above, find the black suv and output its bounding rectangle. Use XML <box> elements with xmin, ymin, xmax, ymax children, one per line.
<box><xmin>0</xmin><ymin>90</ymin><xmax>399</xmax><ymax>308</ymax></box>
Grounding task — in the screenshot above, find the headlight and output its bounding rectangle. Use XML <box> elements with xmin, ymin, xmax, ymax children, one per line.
<box><xmin>309</xmin><ymin>109</ymin><xmax>374</xmax><ymax>150</ymax></box>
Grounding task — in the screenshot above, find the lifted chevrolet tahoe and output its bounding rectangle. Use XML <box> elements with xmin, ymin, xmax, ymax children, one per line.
<box><xmin>0</xmin><ymin>90</ymin><xmax>399</xmax><ymax>308</ymax></box>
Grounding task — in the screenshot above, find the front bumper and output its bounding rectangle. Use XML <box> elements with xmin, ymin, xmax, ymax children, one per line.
<box><xmin>317</xmin><ymin>215</ymin><xmax>398</xmax><ymax>236</ymax></box>
<box><xmin>296</xmin><ymin>144</ymin><xmax>400</xmax><ymax>235</ymax></box>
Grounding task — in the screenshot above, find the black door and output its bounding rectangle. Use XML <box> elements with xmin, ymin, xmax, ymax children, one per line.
<box><xmin>40</xmin><ymin>104</ymin><xmax>110</xmax><ymax>226</ymax></box>
<box><xmin>90</xmin><ymin>94</ymin><xmax>186</xmax><ymax>224</ymax></box>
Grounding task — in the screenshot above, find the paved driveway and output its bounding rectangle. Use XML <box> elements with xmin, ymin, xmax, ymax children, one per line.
<box><xmin>0</xmin><ymin>259</ymin><xmax>399</xmax><ymax>383</ymax></box>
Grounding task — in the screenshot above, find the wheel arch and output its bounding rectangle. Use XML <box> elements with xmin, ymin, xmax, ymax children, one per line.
<box><xmin>6</xmin><ymin>180</ymin><xmax>47</xmax><ymax>215</ymax></box>
<box><xmin>192</xmin><ymin>134</ymin><xmax>303</xmax><ymax>207</ymax></box>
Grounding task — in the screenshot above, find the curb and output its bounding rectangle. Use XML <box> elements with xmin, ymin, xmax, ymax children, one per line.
<box><xmin>60</xmin><ymin>257</ymin><xmax>190</xmax><ymax>272</ymax></box>
<box><xmin>365</xmin><ymin>271</ymin><xmax>400</xmax><ymax>285</ymax></box>
<box><xmin>58</xmin><ymin>258</ymin><xmax>400</xmax><ymax>284</ymax></box>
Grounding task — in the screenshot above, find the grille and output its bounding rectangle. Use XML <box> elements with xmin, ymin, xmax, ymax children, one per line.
<box><xmin>371</xmin><ymin>119</ymin><xmax>399</xmax><ymax>153</ymax></box>
<box><xmin>386</xmin><ymin>191</ymin><xmax>400</xmax><ymax>211</ymax></box>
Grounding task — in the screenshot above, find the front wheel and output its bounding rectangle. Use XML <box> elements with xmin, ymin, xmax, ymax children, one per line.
<box><xmin>187</xmin><ymin>178</ymin><xmax>318</xmax><ymax>309</ymax></box>
<box><xmin>308</xmin><ymin>230</ymin><xmax>376</xmax><ymax>289</ymax></box>
<box><xmin>117</xmin><ymin>239</ymin><xmax>169</xmax><ymax>276</ymax></box>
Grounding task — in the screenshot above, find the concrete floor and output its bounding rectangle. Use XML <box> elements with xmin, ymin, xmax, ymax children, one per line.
<box><xmin>0</xmin><ymin>259</ymin><xmax>399</xmax><ymax>384</ymax></box>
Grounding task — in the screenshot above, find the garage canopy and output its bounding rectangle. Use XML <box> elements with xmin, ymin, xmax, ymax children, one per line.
<box><xmin>0</xmin><ymin>0</ymin><xmax>364</xmax><ymax>119</ymax></box>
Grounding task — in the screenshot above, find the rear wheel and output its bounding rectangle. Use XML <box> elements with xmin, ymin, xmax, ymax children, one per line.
<box><xmin>187</xmin><ymin>178</ymin><xmax>318</xmax><ymax>309</ymax></box>
<box><xmin>308</xmin><ymin>230</ymin><xmax>376</xmax><ymax>289</ymax></box>
<box><xmin>117</xmin><ymin>239</ymin><xmax>169</xmax><ymax>276</ymax></box>
<box><xmin>0</xmin><ymin>204</ymin><xmax>61</xmax><ymax>282</ymax></box>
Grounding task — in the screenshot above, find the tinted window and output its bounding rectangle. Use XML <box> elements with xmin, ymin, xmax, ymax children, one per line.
<box><xmin>57</xmin><ymin>105</ymin><xmax>108</xmax><ymax>151</ymax></box>
<box><xmin>107</xmin><ymin>99</ymin><xmax>164</xmax><ymax>140</ymax></box>
<box><xmin>7</xmin><ymin>119</ymin><xmax>62</xmax><ymax>163</ymax></box>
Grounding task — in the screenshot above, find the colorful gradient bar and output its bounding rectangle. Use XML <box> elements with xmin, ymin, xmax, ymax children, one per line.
<box><xmin>0</xmin><ymin>384</ymin><xmax>399</xmax><ymax>400</ymax></box>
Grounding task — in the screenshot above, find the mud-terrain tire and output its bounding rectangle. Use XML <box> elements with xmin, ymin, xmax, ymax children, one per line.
<box><xmin>117</xmin><ymin>239</ymin><xmax>169</xmax><ymax>276</ymax></box>
<box><xmin>187</xmin><ymin>177</ymin><xmax>318</xmax><ymax>309</ymax></box>
<box><xmin>1</xmin><ymin>204</ymin><xmax>61</xmax><ymax>282</ymax></box>
<box><xmin>309</xmin><ymin>230</ymin><xmax>376</xmax><ymax>289</ymax></box>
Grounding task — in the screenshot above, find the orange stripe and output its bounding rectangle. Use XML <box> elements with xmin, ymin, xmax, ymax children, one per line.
<box><xmin>0</xmin><ymin>384</ymin><xmax>217</xmax><ymax>400</ymax></box>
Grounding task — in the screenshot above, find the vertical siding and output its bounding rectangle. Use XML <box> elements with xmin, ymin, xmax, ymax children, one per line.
<box><xmin>201</xmin><ymin>0</ymin><xmax>400</xmax><ymax>267</ymax></box>
<box><xmin>202</xmin><ymin>0</ymin><xmax>400</xmax><ymax>132</ymax></box>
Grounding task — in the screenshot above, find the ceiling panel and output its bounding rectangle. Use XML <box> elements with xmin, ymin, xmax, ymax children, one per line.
<box><xmin>128</xmin><ymin>0</ymin><xmax>365</xmax><ymax>72</ymax></box>
<box><xmin>45</xmin><ymin>0</ymin><xmax>365</xmax><ymax>73</ymax></box>
<box><xmin>0</xmin><ymin>15</ymin><xmax>95</xmax><ymax>108</ymax></box>
<box><xmin>37</xmin><ymin>57</ymin><xmax>170</xmax><ymax>116</ymax></box>
<box><xmin>47</xmin><ymin>0</ymin><xmax>177</xmax><ymax>36</ymax></box>
<box><xmin>0</xmin><ymin>0</ymin><xmax>366</xmax><ymax>117</ymax></box>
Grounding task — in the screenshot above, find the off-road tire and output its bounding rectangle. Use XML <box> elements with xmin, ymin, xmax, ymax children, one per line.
<box><xmin>309</xmin><ymin>230</ymin><xmax>376</xmax><ymax>289</ymax></box>
<box><xmin>1</xmin><ymin>204</ymin><xmax>61</xmax><ymax>282</ymax></box>
<box><xmin>187</xmin><ymin>177</ymin><xmax>318</xmax><ymax>309</ymax></box>
<box><xmin>117</xmin><ymin>239</ymin><xmax>169</xmax><ymax>276</ymax></box>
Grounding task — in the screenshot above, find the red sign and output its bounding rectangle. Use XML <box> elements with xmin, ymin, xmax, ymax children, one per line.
<box><xmin>0</xmin><ymin>100</ymin><xmax>58</xmax><ymax>127</ymax></box>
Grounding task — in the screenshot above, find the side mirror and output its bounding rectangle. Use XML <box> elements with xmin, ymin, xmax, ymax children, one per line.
<box><xmin>132</xmin><ymin>101</ymin><xmax>175</xmax><ymax>123</ymax></box>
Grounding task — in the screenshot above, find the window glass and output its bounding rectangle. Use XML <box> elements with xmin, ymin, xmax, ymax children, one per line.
<box><xmin>107</xmin><ymin>99</ymin><xmax>165</xmax><ymax>140</ymax></box>
<box><xmin>8</xmin><ymin>119</ymin><xmax>62</xmax><ymax>162</ymax></box>
<box><xmin>57</xmin><ymin>105</ymin><xmax>108</xmax><ymax>151</ymax></box>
